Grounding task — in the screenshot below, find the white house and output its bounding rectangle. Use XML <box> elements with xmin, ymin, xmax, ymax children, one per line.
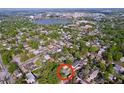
<box><xmin>89</xmin><ymin>70</ymin><xmax>99</xmax><ymax>80</ymax></box>
<box><xmin>26</xmin><ymin>72</ymin><xmax>35</xmax><ymax>84</ymax></box>
<box><xmin>120</xmin><ymin>57</ymin><xmax>124</xmax><ymax>62</ymax></box>
<box><xmin>44</xmin><ymin>54</ymin><xmax>51</xmax><ymax>60</ymax></box>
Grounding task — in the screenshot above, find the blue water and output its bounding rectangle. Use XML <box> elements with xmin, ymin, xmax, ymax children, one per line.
<box><xmin>34</xmin><ymin>18</ymin><xmax>72</xmax><ymax>25</ymax></box>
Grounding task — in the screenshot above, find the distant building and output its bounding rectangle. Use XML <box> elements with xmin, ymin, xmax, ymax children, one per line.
<box><xmin>29</xmin><ymin>16</ymin><xmax>34</xmax><ymax>19</ymax></box>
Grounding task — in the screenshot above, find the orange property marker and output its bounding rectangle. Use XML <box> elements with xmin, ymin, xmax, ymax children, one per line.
<box><xmin>56</xmin><ymin>64</ymin><xmax>75</xmax><ymax>80</ymax></box>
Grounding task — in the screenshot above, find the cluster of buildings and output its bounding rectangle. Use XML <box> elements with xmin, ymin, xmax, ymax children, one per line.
<box><xmin>0</xmin><ymin>12</ymin><xmax>124</xmax><ymax>84</ymax></box>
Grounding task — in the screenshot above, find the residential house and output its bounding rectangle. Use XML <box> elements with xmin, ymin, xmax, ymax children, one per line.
<box><xmin>26</xmin><ymin>72</ymin><xmax>35</xmax><ymax>84</ymax></box>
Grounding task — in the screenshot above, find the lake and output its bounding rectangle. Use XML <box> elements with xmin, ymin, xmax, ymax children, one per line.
<box><xmin>34</xmin><ymin>18</ymin><xmax>72</xmax><ymax>25</ymax></box>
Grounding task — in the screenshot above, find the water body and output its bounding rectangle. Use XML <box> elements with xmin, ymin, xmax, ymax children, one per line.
<box><xmin>34</xmin><ymin>18</ymin><xmax>72</xmax><ymax>25</ymax></box>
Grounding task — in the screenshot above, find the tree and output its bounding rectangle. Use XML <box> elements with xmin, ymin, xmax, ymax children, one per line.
<box><xmin>113</xmin><ymin>52</ymin><xmax>123</xmax><ymax>61</ymax></box>
<box><xmin>15</xmin><ymin>76</ymin><xmax>26</xmax><ymax>84</ymax></box>
<box><xmin>48</xmin><ymin>31</ymin><xmax>60</xmax><ymax>39</ymax></box>
<box><xmin>66</xmin><ymin>59</ymin><xmax>73</xmax><ymax>65</ymax></box>
<box><xmin>39</xmin><ymin>33</ymin><xmax>48</xmax><ymax>40</ymax></box>
<box><xmin>8</xmin><ymin>63</ymin><xmax>18</xmax><ymax>73</ymax></box>
<box><xmin>1</xmin><ymin>51</ymin><xmax>12</xmax><ymax>65</ymax></box>
<box><xmin>33</xmin><ymin>61</ymin><xmax>59</xmax><ymax>84</ymax></box>
<box><xmin>89</xmin><ymin>46</ymin><xmax>99</xmax><ymax>52</ymax></box>
<box><xmin>21</xmin><ymin>34</ymin><xmax>27</xmax><ymax>42</ymax></box>
<box><xmin>28</xmin><ymin>40</ymin><xmax>39</xmax><ymax>49</ymax></box>
<box><xmin>79</xmin><ymin>40</ymin><xmax>88</xmax><ymax>55</ymax></box>
<box><xmin>18</xmin><ymin>43</ymin><xmax>24</xmax><ymax>49</ymax></box>
<box><xmin>104</xmin><ymin>71</ymin><xmax>109</xmax><ymax>80</ymax></box>
<box><xmin>107</xmin><ymin>64</ymin><xmax>114</xmax><ymax>74</ymax></box>
<box><xmin>99</xmin><ymin>62</ymin><xmax>106</xmax><ymax>72</ymax></box>
<box><xmin>82</xmin><ymin>65</ymin><xmax>90</xmax><ymax>79</ymax></box>
<box><xmin>63</xmin><ymin>46</ymin><xmax>69</xmax><ymax>54</ymax></box>
<box><xmin>81</xmin><ymin>47</ymin><xmax>88</xmax><ymax>55</ymax></box>
<box><xmin>107</xmin><ymin>53</ymin><xmax>113</xmax><ymax>62</ymax></box>
<box><xmin>42</xmin><ymin>24</ymin><xmax>60</xmax><ymax>30</ymax></box>
<box><xmin>75</xmin><ymin>51</ymin><xmax>81</xmax><ymax>60</ymax></box>
<box><xmin>102</xmin><ymin>51</ymin><xmax>113</xmax><ymax>62</ymax></box>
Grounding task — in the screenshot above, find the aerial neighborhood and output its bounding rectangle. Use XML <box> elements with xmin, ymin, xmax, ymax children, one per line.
<box><xmin>0</xmin><ymin>9</ymin><xmax>124</xmax><ymax>84</ymax></box>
